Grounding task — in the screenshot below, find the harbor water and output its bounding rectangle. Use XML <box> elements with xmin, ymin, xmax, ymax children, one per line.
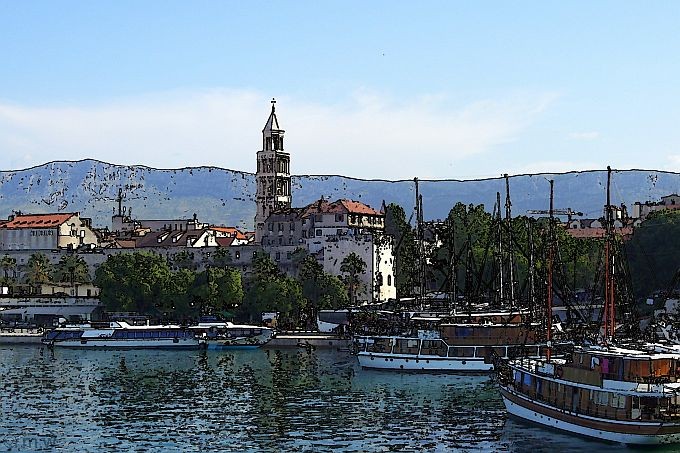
<box><xmin>0</xmin><ymin>345</ymin><xmax>674</xmax><ymax>452</ymax></box>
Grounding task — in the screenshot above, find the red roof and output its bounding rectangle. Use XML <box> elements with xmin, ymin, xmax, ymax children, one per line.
<box><xmin>210</xmin><ymin>226</ymin><xmax>247</xmax><ymax>240</ymax></box>
<box><xmin>216</xmin><ymin>237</ymin><xmax>236</xmax><ymax>247</ymax></box>
<box><xmin>301</xmin><ymin>199</ymin><xmax>381</xmax><ymax>217</ymax></box>
<box><xmin>2</xmin><ymin>213</ymin><xmax>76</xmax><ymax>229</ymax></box>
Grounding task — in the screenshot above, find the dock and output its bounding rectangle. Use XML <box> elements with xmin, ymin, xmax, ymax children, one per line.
<box><xmin>267</xmin><ymin>332</ymin><xmax>351</xmax><ymax>349</ymax></box>
<box><xmin>0</xmin><ymin>328</ymin><xmax>43</xmax><ymax>344</ymax></box>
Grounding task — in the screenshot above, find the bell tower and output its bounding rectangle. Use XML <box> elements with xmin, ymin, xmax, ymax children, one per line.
<box><xmin>255</xmin><ymin>99</ymin><xmax>292</xmax><ymax>243</ymax></box>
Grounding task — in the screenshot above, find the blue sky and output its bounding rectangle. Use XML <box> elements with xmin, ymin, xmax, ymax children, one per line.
<box><xmin>1</xmin><ymin>1</ymin><xmax>680</xmax><ymax>179</ymax></box>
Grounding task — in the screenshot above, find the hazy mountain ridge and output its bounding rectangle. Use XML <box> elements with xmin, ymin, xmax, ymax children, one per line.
<box><xmin>1</xmin><ymin>159</ymin><xmax>679</xmax><ymax>230</ymax></box>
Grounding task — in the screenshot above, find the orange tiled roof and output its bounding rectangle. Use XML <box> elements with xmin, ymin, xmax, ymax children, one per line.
<box><xmin>301</xmin><ymin>199</ymin><xmax>381</xmax><ymax>217</ymax></box>
<box><xmin>210</xmin><ymin>226</ymin><xmax>247</xmax><ymax>240</ymax></box>
<box><xmin>2</xmin><ymin>213</ymin><xmax>76</xmax><ymax>229</ymax></box>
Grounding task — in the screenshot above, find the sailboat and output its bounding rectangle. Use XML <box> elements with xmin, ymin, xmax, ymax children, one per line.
<box><xmin>497</xmin><ymin>168</ymin><xmax>680</xmax><ymax>445</ymax></box>
<box><xmin>354</xmin><ymin>176</ymin><xmax>543</xmax><ymax>372</ymax></box>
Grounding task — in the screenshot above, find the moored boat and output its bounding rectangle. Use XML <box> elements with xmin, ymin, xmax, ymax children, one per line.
<box><xmin>189</xmin><ymin>321</ymin><xmax>274</xmax><ymax>349</ymax></box>
<box><xmin>498</xmin><ymin>345</ymin><xmax>680</xmax><ymax>444</ymax></box>
<box><xmin>42</xmin><ymin>321</ymin><xmax>200</xmax><ymax>349</ymax></box>
<box><xmin>355</xmin><ymin>319</ymin><xmax>542</xmax><ymax>372</ymax></box>
<box><xmin>496</xmin><ymin>168</ymin><xmax>680</xmax><ymax>445</ymax></box>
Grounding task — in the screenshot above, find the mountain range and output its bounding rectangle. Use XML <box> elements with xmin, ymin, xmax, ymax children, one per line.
<box><xmin>1</xmin><ymin>159</ymin><xmax>679</xmax><ymax>230</ymax></box>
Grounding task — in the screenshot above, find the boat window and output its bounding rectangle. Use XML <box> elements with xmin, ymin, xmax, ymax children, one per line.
<box><xmin>611</xmin><ymin>393</ymin><xmax>626</xmax><ymax>409</ymax></box>
<box><xmin>144</xmin><ymin>332</ymin><xmax>152</xmax><ymax>338</ymax></box>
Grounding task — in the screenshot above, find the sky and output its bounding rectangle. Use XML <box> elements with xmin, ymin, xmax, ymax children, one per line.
<box><xmin>1</xmin><ymin>1</ymin><xmax>680</xmax><ymax>180</ymax></box>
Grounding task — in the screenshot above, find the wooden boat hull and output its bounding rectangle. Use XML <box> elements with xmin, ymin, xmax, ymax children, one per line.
<box><xmin>357</xmin><ymin>352</ymin><xmax>493</xmax><ymax>372</ymax></box>
<box><xmin>500</xmin><ymin>386</ymin><xmax>680</xmax><ymax>445</ymax></box>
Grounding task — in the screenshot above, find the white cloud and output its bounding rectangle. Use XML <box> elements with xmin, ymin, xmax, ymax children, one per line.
<box><xmin>569</xmin><ymin>131</ymin><xmax>600</xmax><ymax>141</ymax></box>
<box><xmin>0</xmin><ymin>88</ymin><xmax>557</xmax><ymax>179</ymax></box>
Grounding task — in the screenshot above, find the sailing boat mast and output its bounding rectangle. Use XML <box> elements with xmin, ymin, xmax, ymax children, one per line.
<box><xmin>504</xmin><ymin>174</ymin><xmax>516</xmax><ymax>308</ymax></box>
<box><xmin>546</xmin><ymin>180</ymin><xmax>555</xmax><ymax>361</ymax></box>
<box><xmin>603</xmin><ymin>166</ymin><xmax>616</xmax><ymax>343</ymax></box>
<box><xmin>414</xmin><ymin>177</ymin><xmax>425</xmax><ymax>307</ymax></box>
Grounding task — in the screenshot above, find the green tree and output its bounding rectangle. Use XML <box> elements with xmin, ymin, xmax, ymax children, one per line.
<box><xmin>385</xmin><ymin>203</ymin><xmax>419</xmax><ymax>297</ymax></box>
<box><xmin>52</xmin><ymin>254</ymin><xmax>91</xmax><ymax>284</ymax></box>
<box><xmin>210</xmin><ymin>247</ymin><xmax>232</xmax><ymax>268</ymax></box>
<box><xmin>161</xmin><ymin>268</ymin><xmax>197</xmax><ymax>320</ymax></box>
<box><xmin>626</xmin><ymin>210</ymin><xmax>680</xmax><ymax>299</ymax></box>
<box><xmin>170</xmin><ymin>250</ymin><xmax>196</xmax><ymax>270</ymax></box>
<box><xmin>0</xmin><ymin>254</ymin><xmax>17</xmax><ymax>283</ymax></box>
<box><xmin>25</xmin><ymin>253</ymin><xmax>52</xmax><ymax>285</ymax></box>
<box><xmin>340</xmin><ymin>252</ymin><xmax>367</xmax><ymax>304</ymax></box>
<box><xmin>298</xmin><ymin>256</ymin><xmax>349</xmax><ymax>323</ymax></box>
<box><xmin>94</xmin><ymin>252</ymin><xmax>172</xmax><ymax>314</ymax></box>
<box><xmin>192</xmin><ymin>266</ymin><xmax>244</xmax><ymax>316</ymax></box>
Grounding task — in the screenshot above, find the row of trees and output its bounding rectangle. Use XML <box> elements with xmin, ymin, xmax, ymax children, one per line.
<box><xmin>92</xmin><ymin>249</ymin><xmax>364</xmax><ymax>326</ymax></box>
<box><xmin>1</xmin><ymin>253</ymin><xmax>91</xmax><ymax>286</ymax></box>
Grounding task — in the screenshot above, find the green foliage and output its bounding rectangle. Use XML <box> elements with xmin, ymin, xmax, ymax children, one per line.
<box><xmin>299</xmin><ymin>255</ymin><xmax>349</xmax><ymax>318</ymax></box>
<box><xmin>385</xmin><ymin>203</ymin><xmax>418</xmax><ymax>297</ymax></box>
<box><xmin>340</xmin><ymin>252</ymin><xmax>367</xmax><ymax>304</ymax></box>
<box><xmin>52</xmin><ymin>254</ymin><xmax>91</xmax><ymax>284</ymax></box>
<box><xmin>25</xmin><ymin>253</ymin><xmax>52</xmax><ymax>285</ymax></box>
<box><xmin>94</xmin><ymin>252</ymin><xmax>172</xmax><ymax>314</ymax></box>
<box><xmin>1</xmin><ymin>254</ymin><xmax>17</xmax><ymax>282</ymax></box>
<box><xmin>192</xmin><ymin>266</ymin><xmax>244</xmax><ymax>315</ymax></box>
<box><xmin>626</xmin><ymin>210</ymin><xmax>680</xmax><ymax>299</ymax></box>
<box><xmin>210</xmin><ymin>247</ymin><xmax>232</xmax><ymax>268</ymax></box>
<box><xmin>170</xmin><ymin>250</ymin><xmax>196</xmax><ymax>270</ymax></box>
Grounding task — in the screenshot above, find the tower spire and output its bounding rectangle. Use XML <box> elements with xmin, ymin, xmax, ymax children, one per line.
<box><xmin>255</xmin><ymin>99</ymin><xmax>292</xmax><ymax>243</ymax></box>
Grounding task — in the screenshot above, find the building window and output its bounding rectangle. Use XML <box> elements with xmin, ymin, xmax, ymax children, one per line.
<box><xmin>315</xmin><ymin>214</ymin><xmax>322</xmax><ymax>222</ymax></box>
<box><xmin>268</xmin><ymin>223</ymin><xmax>274</xmax><ymax>232</ymax></box>
<box><xmin>275</xmin><ymin>252</ymin><xmax>280</xmax><ymax>261</ymax></box>
<box><xmin>337</xmin><ymin>229</ymin><xmax>342</xmax><ymax>235</ymax></box>
<box><xmin>286</xmin><ymin>252</ymin><xmax>292</xmax><ymax>260</ymax></box>
<box><xmin>289</xmin><ymin>222</ymin><xmax>295</xmax><ymax>231</ymax></box>
<box><xmin>278</xmin><ymin>237</ymin><xmax>282</xmax><ymax>245</ymax></box>
<box><xmin>302</xmin><ymin>230</ymin><xmax>307</xmax><ymax>238</ymax></box>
<box><xmin>278</xmin><ymin>223</ymin><xmax>284</xmax><ymax>232</ymax></box>
<box><xmin>316</xmin><ymin>229</ymin><xmax>322</xmax><ymax>236</ymax></box>
<box><xmin>335</xmin><ymin>214</ymin><xmax>344</xmax><ymax>222</ymax></box>
<box><xmin>387</xmin><ymin>274</ymin><xmax>392</xmax><ymax>286</ymax></box>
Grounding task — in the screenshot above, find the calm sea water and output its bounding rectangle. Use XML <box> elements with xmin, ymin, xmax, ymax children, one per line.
<box><xmin>0</xmin><ymin>346</ymin><xmax>673</xmax><ymax>452</ymax></box>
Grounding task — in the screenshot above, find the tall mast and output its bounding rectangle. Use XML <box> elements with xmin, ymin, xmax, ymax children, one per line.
<box><xmin>546</xmin><ymin>180</ymin><xmax>555</xmax><ymax>361</ymax></box>
<box><xmin>603</xmin><ymin>166</ymin><xmax>616</xmax><ymax>343</ymax></box>
<box><xmin>505</xmin><ymin>174</ymin><xmax>516</xmax><ymax>307</ymax></box>
<box><xmin>495</xmin><ymin>192</ymin><xmax>504</xmax><ymax>306</ymax></box>
<box><xmin>414</xmin><ymin>177</ymin><xmax>425</xmax><ymax>306</ymax></box>
<box><xmin>527</xmin><ymin>218</ymin><xmax>536</xmax><ymax>323</ymax></box>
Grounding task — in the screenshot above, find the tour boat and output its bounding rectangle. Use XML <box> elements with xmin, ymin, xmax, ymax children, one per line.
<box><xmin>189</xmin><ymin>321</ymin><xmax>274</xmax><ymax>349</ymax></box>
<box><xmin>497</xmin><ymin>168</ymin><xmax>680</xmax><ymax>445</ymax></box>
<box><xmin>42</xmin><ymin>321</ymin><xmax>200</xmax><ymax>349</ymax></box>
<box><xmin>355</xmin><ymin>319</ymin><xmax>542</xmax><ymax>372</ymax></box>
<box><xmin>498</xmin><ymin>345</ymin><xmax>680</xmax><ymax>444</ymax></box>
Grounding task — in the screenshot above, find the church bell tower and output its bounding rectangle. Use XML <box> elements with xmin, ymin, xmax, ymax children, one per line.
<box><xmin>255</xmin><ymin>99</ymin><xmax>292</xmax><ymax>243</ymax></box>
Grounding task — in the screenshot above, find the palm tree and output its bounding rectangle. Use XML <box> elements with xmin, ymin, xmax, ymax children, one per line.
<box><xmin>53</xmin><ymin>255</ymin><xmax>91</xmax><ymax>284</ymax></box>
<box><xmin>340</xmin><ymin>252</ymin><xmax>367</xmax><ymax>305</ymax></box>
<box><xmin>25</xmin><ymin>253</ymin><xmax>52</xmax><ymax>285</ymax></box>
<box><xmin>1</xmin><ymin>255</ymin><xmax>17</xmax><ymax>281</ymax></box>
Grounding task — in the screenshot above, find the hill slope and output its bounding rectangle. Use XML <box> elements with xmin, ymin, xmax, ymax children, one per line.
<box><xmin>1</xmin><ymin>159</ymin><xmax>679</xmax><ymax>230</ymax></box>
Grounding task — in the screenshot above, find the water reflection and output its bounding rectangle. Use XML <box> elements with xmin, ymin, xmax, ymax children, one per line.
<box><xmin>0</xmin><ymin>345</ymin><xmax>655</xmax><ymax>452</ymax></box>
